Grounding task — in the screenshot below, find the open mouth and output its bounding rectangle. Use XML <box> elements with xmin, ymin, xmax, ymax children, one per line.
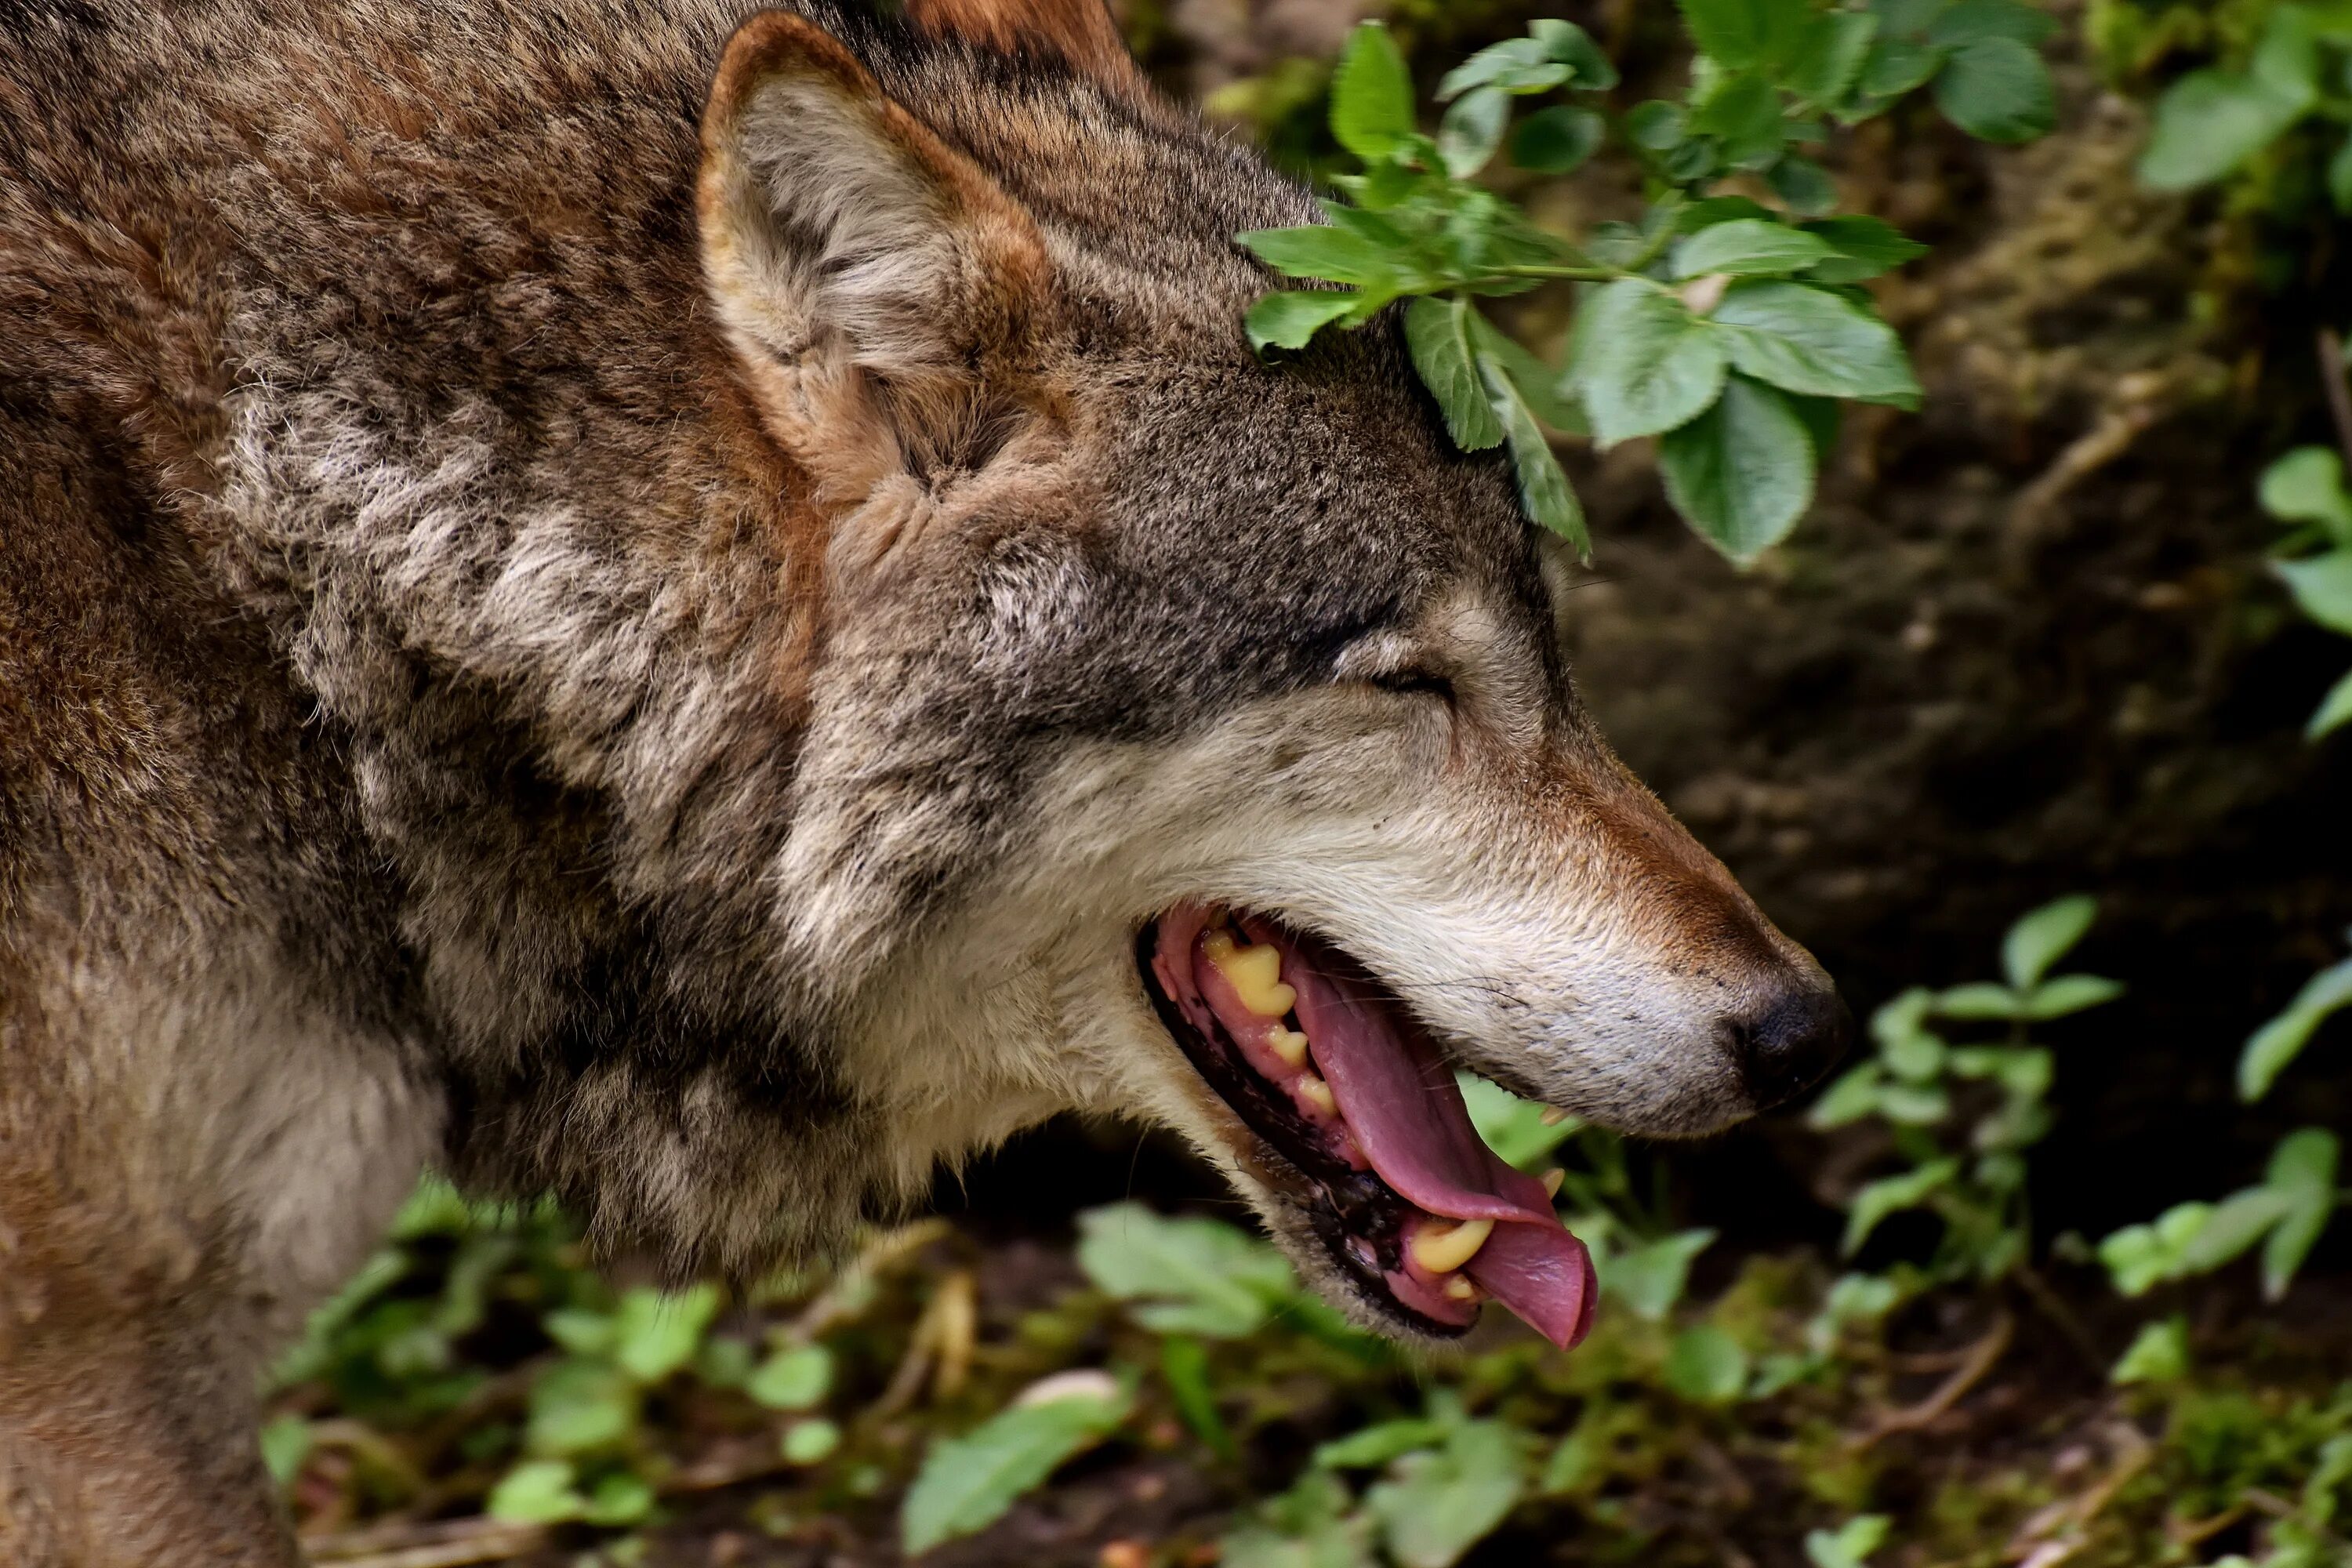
<box><xmin>1138</xmin><ymin>904</ymin><xmax>1597</xmax><ymax>1349</ymax></box>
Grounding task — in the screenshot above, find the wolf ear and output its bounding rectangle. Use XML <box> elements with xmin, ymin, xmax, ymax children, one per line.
<box><xmin>697</xmin><ymin>12</ymin><xmax>1051</xmax><ymax>492</ymax></box>
<box><xmin>904</xmin><ymin>0</ymin><xmax>1146</xmax><ymax>95</ymax></box>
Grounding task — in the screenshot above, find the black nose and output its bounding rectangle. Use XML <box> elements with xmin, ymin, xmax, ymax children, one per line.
<box><xmin>1734</xmin><ymin>984</ymin><xmax>1853</xmax><ymax>1110</ymax></box>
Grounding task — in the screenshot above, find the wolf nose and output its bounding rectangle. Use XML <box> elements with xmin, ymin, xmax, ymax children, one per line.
<box><xmin>1733</xmin><ymin>984</ymin><xmax>1853</xmax><ymax>1111</ymax></box>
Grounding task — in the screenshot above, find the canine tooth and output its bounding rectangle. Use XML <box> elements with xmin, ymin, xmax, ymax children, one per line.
<box><xmin>1207</xmin><ymin>938</ymin><xmax>1296</xmax><ymax>1018</ymax></box>
<box><xmin>1265</xmin><ymin>1027</ymin><xmax>1311</xmax><ymax>1069</ymax></box>
<box><xmin>1295</xmin><ymin>1075</ymin><xmax>1337</xmax><ymax>1118</ymax></box>
<box><xmin>1541</xmin><ymin>1167</ymin><xmax>1566</xmax><ymax>1199</ymax></box>
<box><xmin>1538</xmin><ymin>1106</ymin><xmax>1569</xmax><ymax>1127</ymax></box>
<box><xmin>1409</xmin><ymin>1218</ymin><xmax>1494</xmax><ymax>1276</ymax></box>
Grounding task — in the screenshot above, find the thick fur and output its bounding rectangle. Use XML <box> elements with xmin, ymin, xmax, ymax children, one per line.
<box><xmin>0</xmin><ymin>2</ymin><xmax>1835</xmax><ymax>1559</ymax></box>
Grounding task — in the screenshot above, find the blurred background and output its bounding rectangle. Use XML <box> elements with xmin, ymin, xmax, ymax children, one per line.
<box><xmin>270</xmin><ymin>5</ymin><xmax>2352</xmax><ymax>1566</ymax></box>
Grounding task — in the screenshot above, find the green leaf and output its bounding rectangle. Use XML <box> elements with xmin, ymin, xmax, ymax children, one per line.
<box><xmin>1804</xmin><ymin>1514</ymin><xmax>1892</xmax><ymax>1568</ymax></box>
<box><xmin>1882</xmin><ymin>1020</ymin><xmax>1947</xmax><ymax>1082</ymax></box>
<box><xmin>2240</xmin><ymin>956</ymin><xmax>2352</xmax><ymax>1102</ymax></box>
<box><xmin>2176</xmin><ymin>1186</ymin><xmax>2295</xmax><ymax>1273</ymax></box>
<box><xmin>1076</xmin><ymin>1203</ymin><xmax>1298</xmax><ymax>1338</ymax></box>
<box><xmin>1626</xmin><ymin>100</ymin><xmax>1690</xmax><ymax>151</ymax></box>
<box><xmin>2100</xmin><ymin>1202</ymin><xmax>2212</xmax><ymax>1294</ymax></box>
<box><xmin>900</xmin><ymin>1385</ymin><xmax>1132</xmax><ymax>1554</ymax></box>
<box><xmin>1679</xmin><ymin>0</ymin><xmax>1805</xmax><ymax>71</ymax></box>
<box><xmin>2022</xmin><ymin>973</ymin><xmax>2125</xmax><ymax>1020</ymax></box>
<box><xmin>2332</xmin><ymin>134</ymin><xmax>2352</xmax><ymax>212</ymax></box>
<box><xmin>1330</xmin><ymin>23</ymin><xmax>1417</xmax><ymax>162</ymax></box>
<box><xmin>1221</xmin><ymin>1473</ymin><xmax>1377</xmax><ymax>1568</ymax></box>
<box><xmin>1659</xmin><ymin>372</ymin><xmax>1817</xmax><ymax>564</ymax></box>
<box><xmin>2309</xmin><ymin>666</ymin><xmax>2352</xmax><ymax>739</ymax></box>
<box><xmin>1364</xmin><ymin>1420</ymin><xmax>1526</xmax><ymax>1568</ymax></box>
<box><xmin>612</xmin><ymin>1284</ymin><xmax>720</xmax><ymax>1383</ymax></box>
<box><xmin>1927</xmin><ymin>0</ymin><xmax>2058</xmax><ymax>48</ymax></box>
<box><xmin>1510</xmin><ymin>105</ymin><xmax>1605</xmax><ymax>173</ymax></box>
<box><xmin>1664</xmin><ymin>1325</ymin><xmax>1751</xmax><ymax>1404</ymax></box>
<box><xmin>1160</xmin><ymin>1337</ymin><xmax>1236</xmax><ymax>1461</ymax></box>
<box><xmin>2139</xmin><ymin>10</ymin><xmax>2319</xmax><ymax>190</ymax></box>
<box><xmin>2001</xmin><ymin>894</ymin><xmax>2097</xmax><ymax>989</ymax></box>
<box><xmin>488</xmin><ymin>1459</ymin><xmax>586</xmax><ymax>1524</ymax></box>
<box><xmin>1935</xmin><ymin>980</ymin><xmax>2024</xmax><ymax>1019</ymax></box>
<box><xmin>1858</xmin><ymin>37</ymin><xmax>1942</xmax><ymax>100</ymax></box>
<box><xmin>1406</xmin><ymin>299</ymin><xmax>1506</xmax><ymax>452</ymax></box>
<box><xmin>1767</xmin><ymin>154</ymin><xmax>1840</xmax><ymax>216</ymax></box>
<box><xmin>1570</xmin><ymin>280</ymin><xmax>1729</xmax><ymax>446</ymax></box>
<box><xmin>1672</xmin><ymin>219</ymin><xmax>1837</xmax><ymax>278</ymax></box>
<box><xmin>1530</xmin><ymin>19</ymin><xmax>1619</xmax><ymax>89</ymax></box>
<box><xmin>1709</xmin><ymin>280</ymin><xmax>1922</xmax><ymax>405</ymax></box>
<box><xmin>1802</xmin><ymin>216</ymin><xmax>1929</xmax><ymax>281</ymax></box>
<box><xmin>2141</xmin><ymin>71</ymin><xmax>2313</xmax><ymax>189</ymax></box>
<box><xmin>1247</xmin><ymin>291</ymin><xmax>1363</xmax><ymax>354</ymax></box>
<box><xmin>2259</xmin><ymin>1128</ymin><xmax>2340</xmax><ymax>1300</ymax></box>
<box><xmin>2259</xmin><ymin>447</ymin><xmax>2352</xmax><ymax>544</ymax></box>
<box><xmin>1456</xmin><ymin>1071</ymin><xmax>1577</xmax><ymax>1168</ymax></box>
<box><xmin>260</xmin><ymin>1414</ymin><xmax>313</xmax><ymax>1486</ymax></box>
<box><xmin>1693</xmin><ymin>70</ymin><xmax>1788</xmax><ymax>169</ymax></box>
<box><xmin>1467</xmin><ymin>314</ymin><xmax>1584</xmax><ymax>432</ymax></box>
<box><xmin>1239</xmin><ymin>225</ymin><xmax>1407</xmax><ymax>289</ymax></box>
<box><xmin>1602</xmin><ymin>1229</ymin><xmax>1718</xmax><ymax>1321</ymax></box>
<box><xmin>1436</xmin><ymin>38</ymin><xmax>1570</xmax><ymax>102</ymax></box>
<box><xmin>526</xmin><ymin>1360</ymin><xmax>638</xmax><ymax>1456</ymax></box>
<box><xmin>1809</xmin><ymin>1063</ymin><xmax>1888</xmax><ymax>1127</ymax></box>
<box><xmin>1313</xmin><ymin>1418</ymin><xmax>1450</xmax><ymax>1470</ymax></box>
<box><xmin>747</xmin><ymin>1343</ymin><xmax>833</xmax><ymax>1411</ymax></box>
<box><xmin>1484</xmin><ymin>360</ymin><xmax>1590</xmax><ymax>554</ymax></box>
<box><xmin>584</xmin><ymin>1471</ymin><xmax>656</xmax><ymax>1526</ymax></box>
<box><xmin>2275</xmin><ymin>554</ymin><xmax>2352</xmax><ymax>634</ymax></box>
<box><xmin>2111</xmin><ymin>1316</ymin><xmax>2190</xmax><ymax>1385</ymax></box>
<box><xmin>543</xmin><ymin>1307</ymin><xmax>618</xmax><ymax>1357</ymax></box>
<box><xmin>1842</xmin><ymin>1158</ymin><xmax>1961</xmax><ymax>1254</ymax></box>
<box><xmin>1934</xmin><ymin>36</ymin><xmax>2056</xmax><ymax>142</ymax></box>
<box><xmin>1436</xmin><ymin>85</ymin><xmax>1509</xmax><ymax>177</ymax></box>
<box><xmin>781</xmin><ymin>1417</ymin><xmax>841</xmax><ymax>1465</ymax></box>
<box><xmin>1783</xmin><ymin>11</ymin><xmax>1880</xmax><ymax>103</ymax></box>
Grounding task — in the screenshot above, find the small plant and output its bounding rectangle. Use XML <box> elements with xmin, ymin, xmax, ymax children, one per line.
<box><xmin>2137</xmin><ymin>2</ymin><xmax>2352</xmax><ymax>202</ymax></box>
<box><xmin>1223</xmin><ymin>1390</ymin><xmax>1533</xmax><ymax>1568</ymax></box>
<box><xmin>1236</xmin><ymin>1</ymin><xmax>2056</xmax><ymax>564</ymax></box>
<box><xmin>1811</xmin><ymin>895</ymin><xmax>2122</xmax><ymax>1279</ymax></box>
<box><xmin>2256</xmin><ymin>348</ymin><xmax>2352</xmax><ymax>739</ymax></box>
<box><xmin>899</xmin><ymin>1371</ymin><xmax>1134</xmax><ymax>1555</ymax></box>
<box><xmin>2100</xmin><ymin>1127</ymin><xmax>2346</xmax><ymax>1303</ymax></box>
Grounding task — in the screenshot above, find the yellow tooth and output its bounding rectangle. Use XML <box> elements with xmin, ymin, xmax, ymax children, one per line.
<box><xmin>1538</xmin><ymin>1106</ymin><xmax>1569</xmax><ymax>1127</ymax></box>
<box><xmin>1410</xmin><ymin>1218</ymin><xmax>1494</xmax><ymax>1276</ymax></box>
<box><xmin>1444</xmin><ymin>1276</ymin><xmax>1479</xmax><ymax>1301</ymax></box>
<box><xmin>1265</xmin><ymin>1026</ymin><xmax>1311</xmax><ymax>1069</ymax></box>
<box><xmin>1207</xmin><ymin>938</ymin><xmax>1297</xmax><ymax>1018</ymax></box>
<box><xmin>1295</xmin><ymin>1075</ymin><xmax>1338</xmax><ymax>1118</ymax></box>
<box><xmin>1541</xmin><ymin>1167</ymin><xmax>1566</xmax><ymax>1199</ymax></box>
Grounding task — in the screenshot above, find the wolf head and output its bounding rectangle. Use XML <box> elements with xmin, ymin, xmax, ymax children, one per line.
<box><xmin>681</xmin><ymin>2</ymin><xmax>1848</xmax><ymax>1341</ymax></box>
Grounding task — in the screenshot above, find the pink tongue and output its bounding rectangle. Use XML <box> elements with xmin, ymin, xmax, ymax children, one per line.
<box><xmin>1247</xmin><ymin>923</ymin><xmax>1597</xmax><ymax>1351</ymax></box>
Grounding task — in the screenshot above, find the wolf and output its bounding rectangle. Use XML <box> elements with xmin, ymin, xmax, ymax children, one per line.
<box><xmin>0</xmin><ymin>0</ymin><xmax>1848</xmax><ymax>1559</ymax></box>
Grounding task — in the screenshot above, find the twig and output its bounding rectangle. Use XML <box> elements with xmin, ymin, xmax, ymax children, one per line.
<box><xmin>304</xmin><ymin>1517</ymin><xmax>548</xmax><ymax>1568</ymax></box>
<box><xmin>1853</xmin><ymin>1308</ymin><xmax>2014</xmax><ymax>1450</ymax></box>
<box><xmin>2320</xmin><ymin>328</ymin><xmax>2352</xmax><ymax>471</ymax></box>
<box><xmin>784</xmin><ymin>1219</ymin><xmax>951</xmax><ymax>1345</ymax></box>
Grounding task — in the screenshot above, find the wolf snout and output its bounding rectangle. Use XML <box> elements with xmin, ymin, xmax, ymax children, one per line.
<box><xmin>1728</xmin><ymin>980</ymin><xmax>1853</xmax><ymax>1111</ymax></box>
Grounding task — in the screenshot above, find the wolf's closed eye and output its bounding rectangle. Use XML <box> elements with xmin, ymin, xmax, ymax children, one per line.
<box><xmin>1368</xmin><ymin>667</ymin><xmax>1457</xmax><ymax>704</ymax></box>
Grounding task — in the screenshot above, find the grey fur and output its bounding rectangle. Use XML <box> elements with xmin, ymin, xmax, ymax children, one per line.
<box><xmin>0</xmin><ymin>3</ymin><xmax>1835</xmax><ymax>1558</ymax></box>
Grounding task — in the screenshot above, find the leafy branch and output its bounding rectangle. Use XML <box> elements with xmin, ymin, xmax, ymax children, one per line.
<box><xmin>1236</xmin><ymin>0</ymin><xmax>2058</xmax><ymax>564</ymax></box>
